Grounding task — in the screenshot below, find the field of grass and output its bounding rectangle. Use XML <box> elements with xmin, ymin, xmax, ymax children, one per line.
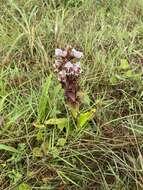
<box><xmin>0</xmin><ymin>0</ymin><xmax>143</xmax><ymax>189</ymax></box>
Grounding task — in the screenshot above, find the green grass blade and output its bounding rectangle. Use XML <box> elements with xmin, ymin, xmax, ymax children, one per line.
<box><xmin>38</xmin><ymin>74</ymin><xmax>52</xmax><ymax>122</ymax></box>
<box><xmin>0</xmin><ymin>144</ymin><xmax>19</xmax><ymax>153</ymax></box>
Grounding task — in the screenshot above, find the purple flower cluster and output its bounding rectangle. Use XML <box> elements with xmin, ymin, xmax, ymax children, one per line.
<box><xmin>54</xmin><ymin>46</ymin><xmax>83</xmax><ymax>107</ymax></box>
<box><xmin>54</xmin><ymin>47</ymin><xmax>83</xmax><ymax>83</ymax></box>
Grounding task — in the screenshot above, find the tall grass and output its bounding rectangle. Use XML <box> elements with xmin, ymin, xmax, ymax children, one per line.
<box><xmin>0</xmin><ymin>0</ymin><xmax>143</xmax><ymax>189</ymax></box>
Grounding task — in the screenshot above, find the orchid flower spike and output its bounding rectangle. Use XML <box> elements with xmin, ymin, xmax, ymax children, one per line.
<box><xmin>54</xmin><ymin>46</ymin><xmax>84</xmax><ymax>108</ymax></box>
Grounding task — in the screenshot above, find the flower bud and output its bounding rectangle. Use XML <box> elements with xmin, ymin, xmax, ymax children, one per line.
<box><xmin>55</xmin><ymin>60</ymin><xmax>62</xmax><ymax>68</ymax></box>
<box><xmin>55</xmin><ymin>48</ymin><xmax>67</xmax><ymax>57</ymax></box>
<box><xmin>55</xmin><ymin>49</ymin><xmax>63</xmax><ymax>57</ymax></box>
<box><xmin>64</xmin><ymin>62</ymin><xmax>74</xmax><ymax>75</ymax></box>
<box><xmin>58</xmin><ymin>70</ymin><xmax>66</xmax><ymax>82</ymax></box>
<box><xmin>73</xmin><ymin>66</ymin><xmax>81</xmax><ymax>76</ymax></box>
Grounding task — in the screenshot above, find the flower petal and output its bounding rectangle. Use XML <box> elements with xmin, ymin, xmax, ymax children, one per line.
<box><xmin>71</xmin><ymin>49</ymin><xmax>83</xmax><ymax>59</ymax></box>
<box><xmin>64</xmin><ymin>61</ymin><xmax>73</xmax><ymax>68</ymax></box>
<box><xmin>55</xmin><ymin>49</ymin><xmax>63</xmax><ymax>57</ymax></box>
<box><xmin>58</xmin><ymin>70</ymin><xmax>66</xmax><ymax>82</ymax></box>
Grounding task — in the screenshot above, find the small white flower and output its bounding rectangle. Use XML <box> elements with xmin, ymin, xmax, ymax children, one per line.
<box><xmin>55</xmin><ymin>49</ymin><xmax>63</xmax><ymax>57</ymax></box>
<box><xmin>62</xmin><ymin>50</ymin><xmax>67</xmax><ymax>57</ymax></box>
<box><xmin>71</xmin><ymin>48</ymin><xmax>83</xmax><ymax>59</ymax></box>
<box><xmin>64</xmin><ymin>61</ymin><xmax>75</xmax><ymax>75</ymax></box>
<box><xmin>55</xmin><ymin>49</ymin><xmax>67</xmax><ymax>57</ymax></box>
<box><xmin>64</xmin><ymin>61</ymin><xmax>73</xmax><ymax>68</ymax></box>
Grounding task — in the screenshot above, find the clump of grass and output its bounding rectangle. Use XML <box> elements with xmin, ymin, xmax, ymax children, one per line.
<box><xmin>0</xmin><ymin>0</ymin><xmax>143</xmax><ymax>190</ymax></box>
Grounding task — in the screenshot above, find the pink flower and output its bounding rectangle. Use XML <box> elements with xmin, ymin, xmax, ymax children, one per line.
<box><xmin>64</xmin><ymin>62</ymin><xmax>74</xmax><ymax>75</ymax></box>
<box><xmin>54</xmin><ymin>46</ymin><xmax>84</xmax><ymax>108</ymax></box>
<box><xmin>55</xmin><ymin>49</ymin><xmax>63</xmax><ymax>57</ymax></box>
<box><xmin>71</xmin><ymin>48</ymin><xmax>83</xmax><ymax>59</ymax></box>
<box><xmin>73</xmin><ymin>62</ymin><xmax>81</xmax><ymax>76</ymax></box>
<box><xmin>55</xmin><ymin>49</ymin><xmax>67</xmax><ymax>57</ymax></box>
<box><xmin>64</xmin><ymin>61</ymin><xmax>73</xmax><ymax>69</ymax></box>
<box><xmin>62</xmin><ymin>50</ymin><xmax>68</xmax><ymax>57</ymax></box>
<box><xmin>54</xmin><ymin>60</ymin><xmax>62</xmax><ymax>68</ymax></box>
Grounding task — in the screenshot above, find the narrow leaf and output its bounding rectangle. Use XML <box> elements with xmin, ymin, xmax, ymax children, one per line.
<box><xmin>119</xmin><ymin>59</ymin><xmax>130</xmax><ymax>69</ymax></box>
<box><xmin>77</xmin><ymin>108</ymin><xmax>96</xmax><ymax>128</ymax></box>
<box><xmin>45</xmin><ymin>118</ymin><xmax>68</xmax><ymax>131</ymax></box>
<box><xmin>45</xmin><ymin>118</ymin><xmax>68</xmax><ymax>125</ymax></box>
<box><xmin>38</xmin><ymin>74</ymin><xmax>52</xmax><ymax>122</ymax></box>
<box><xmin>0</xmin><ymin>144</ymin><xmax>19</xmax><ymax>153</ymax></box>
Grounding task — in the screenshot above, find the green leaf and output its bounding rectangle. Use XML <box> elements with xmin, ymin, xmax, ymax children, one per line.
<box><xmin>140</xmin><ymin>91</ymin><xmax>143</xmax><ymax>98</ymax></box>
<box><xmin>32</xmin><ymin>147</ymin><xmax>43</xmax><ymax>157</ymax></box>
<box><xmin>115</xmin><ymin>74</ymin><xmax>126</xmax><ymax>81</ymax></box>
<box><xmin>0</xmin><ymin>95</ymin><xmax>8</xmax><ymax>113</ymax></box>
<box><xmin>133</xmin><ymin>73</ymin><xmax>142</xmax><ymax>80</ymax></box>
<box><xmin>51</xmin><ymin>147</ymin><xmax>59</xmax><ymax>158</ymax></box>
<box><xmin>70</xmin><ymin>107</ymin><xmax>79</xmax><ymax>118</ymax></box>
<box><xmin>41</xmin><ymin>142</ymin><xmax>49</xmax><ymax>155</ymax></box>
<box><xmin>45</xmin><ymin>118</ymin><xmax>68</xmax><ymax>125</ymax></box>
<box><xmin>82</xmin><ymin>93</ymin><xmax>91</xmax><ymax>105</ymax></box>
<box><xmin>110</xmin><ymin>76</ymin><xmax>118</xmax><ymax>84</ymax></box>
<box><xmin>119</xmin><ymin>59</ymin><xmax>130</xmax><ymax>69</ymax></box>
<box><xmin>38</xmin><ymin>74</ymin><xmax>52</xmax><ymax>122</ymax></box>
<box><xmin>36</xmin><ymin>131</ymin><xmax>44</xmax><ymax>141</ymax></box>
<box><xmin>33</xmin><ymin>123</ymin><xmax>45</xmax><ymax>128</ymax></box>
<box><xmin>57</xmin><ymin>138</ymin><xmax>66</xmax><ymax>147</ymax></box>
<box><xmin>77</xmin><ymin>91</ymin><xmax>91</xmax><ymax>105</ymax></box>
<box><xmin>45</xmin><ymin>118</ymin><xmax>68</xmax><ymax>131</ymax></box>
<box><xmin>17</xmin><ymin>183</ymin><xmax>32</xmax><ymax>190</ymax></box>
<box><xmin>0</xmin><ymin>144</ymin><xmax>19</xmax><ymax>153</ymax></box>
<box><xmin>123</xmin><ymin>70</ymin><xmax>133</xmax><ymax>78</ymax></box>
<box><xmin>77</xmin><ymin>108</ymin><xmax>96</xmax><ymax>128</ymax></box>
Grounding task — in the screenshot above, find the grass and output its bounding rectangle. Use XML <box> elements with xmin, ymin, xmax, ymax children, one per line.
<box><xmin>0</xmin><ymin>0</ymin><xmax>143</xmax><ymax>189</ymax></box>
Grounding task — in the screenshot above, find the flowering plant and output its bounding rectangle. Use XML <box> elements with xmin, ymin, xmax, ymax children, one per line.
<box><xmin>54</xmin><ymin>46</ymin><xmax>83</xmax><ymax>108</ymax></box>
<box><xmin>36</xmin><ymin>46</ymin><xmax>95</xmax><ymax>135</ymax></box>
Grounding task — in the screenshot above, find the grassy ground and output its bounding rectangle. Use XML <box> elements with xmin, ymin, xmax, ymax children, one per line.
<box><xmin>0</xmin><ymin>0</ymin><xmax>143</xmax><ymax>189</ymax></box>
